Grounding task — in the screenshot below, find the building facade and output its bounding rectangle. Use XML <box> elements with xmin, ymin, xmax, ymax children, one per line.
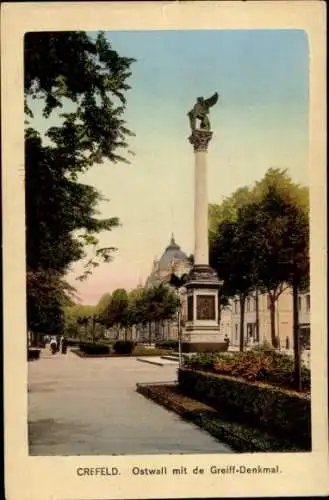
<box><xmin>222</xmin><ymin>288</ymin><xmax>310</xmax><ymax>350</ymax></box>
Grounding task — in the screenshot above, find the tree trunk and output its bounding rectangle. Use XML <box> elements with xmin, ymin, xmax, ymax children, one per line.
<box><xmin>92</xmin><ymin>318</ymin><xmax>95</xmax><ymax>343</ymax></box>
<box><xmin>148</xmin><ymin>322</ymin><xmax>152</xmax><ymax>345</ymax></box>
<box><xmin>292</xmin><ymin>271</ymin><xmax>301</xmax><ymax>392</ymax></box>
<box><xmin>255</xmin><ymin>289</ymin><xmax>260</xmax><ymax>342</ymax></box>
<box><xmin>239</xmin><ymin>295</ymin><xmax>246</xmax><ymax>352</ymax></box>
<box><xmin>31</xmin><ymin>331</ymin><xmax>38</xmax><ymax>347</ymax></box>
<box><xmin>269</xmin><ymin>295</ymin><xmax>276</xmax><ymax>346</ymax></box>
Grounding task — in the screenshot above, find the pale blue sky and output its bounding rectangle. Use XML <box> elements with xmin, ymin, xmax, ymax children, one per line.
<box><xmin>32</xmin><ymin>30</ymin><xmax>309</xmax><ymax>304</ymax></box>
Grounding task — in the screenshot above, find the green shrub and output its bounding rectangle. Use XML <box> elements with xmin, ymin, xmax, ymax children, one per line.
<box><xmin>185</xmin><ymin>352</ymin><xmax>229</xmax><ymax>371</ymax></box>
<box><xmin>113</xmin><ymin>340</ymin><xmax>135</xmax><ymax>354</ymax></box>
<box><xmin>66</xmin><ymin>338</ymin><xmax>80</xmax><ymax>347</ymax></box>
<box><xmin>252</xmin><ymin>340</ymin><xmax>274</xmax><ymax>352</ymax></box>
<box><xmin>79</xmin><ymin>342</ymin><xmax>110</xmax><ymax>355</ymax></box>
<box><xmin>155</xmin><ymin>340</ymin><xmax>179</xmax><ymax>350</ymax></box>
<box><xmin>28</xmin><ymin>348</ymin><xmax>41</xmax><ymax>361</ymax></box>
<box><xmin>178</xmin><ymin>368</ymin><xmax>311</xmax><ymax>449</ymax></box>
<box><xmin>184</xmin><ymin>350</ymin><xmax>310</xmax><ymax>391</ymax></box>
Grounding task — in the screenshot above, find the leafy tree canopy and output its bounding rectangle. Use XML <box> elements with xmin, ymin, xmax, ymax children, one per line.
<box><xmin>209</xmin><ymin>168</ymin><xmax>309</xmax><ymax>348</ymax></box>
<box><xmin>25</xmin><ymin>31</ymin><xmax>135</xmax><ymax>335</ymax></box>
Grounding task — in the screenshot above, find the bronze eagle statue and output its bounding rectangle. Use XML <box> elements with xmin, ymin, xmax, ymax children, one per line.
<box><xmin>188</xmin><ymin>92</ymin><xmax>219</xmax><ymax>131</ymax></box>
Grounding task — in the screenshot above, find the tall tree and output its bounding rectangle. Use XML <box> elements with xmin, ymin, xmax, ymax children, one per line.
<box><xmin>210</xmin><ymin>168</ymin><xmax>309</xmax><ymax>351</ymax></box>
<box><xmin>210</xmin><ymin>217</ymin><xmax>255</xmax><ymax>351</ymax></box>
<box><xmin>242</xmin><ymin>169</ymin><xmax>309</xmax><ymax>347</ymax></box>
<box><xmin>142</xmin><ymin>284</ymin><xmax>180</xmax><ymax>344</ymax></box>
<box><xmin>102</xmin><ymin>288</ymin><xmax>129</xmax><ymax>338</ymax></box>
<box><xmin>25</xmin><ymin>32</ymin><xmax>135</xmax><ymax>335</ymax></box>
<box><xmin>96</xmin><ymin>293</ymin><xmax>112</xmax><ymax>318</ymax></box>
<box><xmin>63</xmin><ymin>303</ymin><xmax>96</xmax><ymax>339</ymax></box>
<box><xmin>27</xmin><ymin>269</ymin><xmax>75</xmax><ymax>344</ymax></box>
<box><xmin>209</xmin><ymin>186</ymin><xmax>251</xmax><ymax>245</ymax></box>
<box><xmin>278</xmin><ymin>195</ymin><xmax>309</xmax><ymax>391</ymax></box>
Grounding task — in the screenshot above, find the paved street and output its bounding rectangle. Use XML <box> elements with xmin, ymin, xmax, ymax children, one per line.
<box><xmin>28</xmin><ymin>350</ymin><xmax>232</xmax><ymax>455</ymax></box>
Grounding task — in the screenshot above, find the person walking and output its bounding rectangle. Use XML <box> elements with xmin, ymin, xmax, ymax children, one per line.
<box><xmin>49</xmin><ymin>337</ymin><xmax>57</xmax><ymax>354</ymax></box>
<box><xmin>224</xmin><ymin>333</ymin><xmax>230</xmax><ymax>350</ymax></box>
<box><xmin>61</xmin><ymin>337</ymin><xmax>68</xmax><ymax>355</ymax></box>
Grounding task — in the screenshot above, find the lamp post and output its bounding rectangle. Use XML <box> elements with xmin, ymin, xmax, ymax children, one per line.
<box><xmin>177</xmin><ymin>292</ymin><xmax>182</xmax><ymax>368</ymax></box>
<box><xmin>169</xmin><ymin>273</ymin><xmax>188</xmax><ymax>367</ymax></box>
<box><xmin>177</xmin><ymin>286</ymin><xmax>187</xmax><ymax>368</ymax></box>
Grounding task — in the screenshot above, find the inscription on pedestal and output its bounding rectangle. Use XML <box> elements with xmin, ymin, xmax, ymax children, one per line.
<box><xmin>196</xmin><ymin>295</ymin><xmax>216</xmax><ymax>320</ymax></box>
<box><xmin>187</xmin><ymin>295</ymin><xmax>194</xmax><ymax>321</ymax></box>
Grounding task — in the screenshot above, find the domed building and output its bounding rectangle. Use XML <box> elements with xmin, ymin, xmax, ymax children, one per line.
<box><xmin>137</xmin><ymin>235</ymin><xmax>192</xmax><ymax>342</ymax></box>
<box><xmin>145</xmin><ymin>234</ymin><xmax>192</xmax><ymax>288</ymax></box>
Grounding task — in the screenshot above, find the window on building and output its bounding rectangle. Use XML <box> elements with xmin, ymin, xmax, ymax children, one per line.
<box><xmin>246</xmin><ymin>323</ymin><xmax>253</xmax><ymax>338</ymax></box>
<box><xmin>298</xmin><ymin>296</ymin><xmax>302</xmax><ymax>311</ymax></box>
<box><xmin>246</xmin><ymin>297</ymin><xmax>251</xmax><ymax>312</ymax></box>
<box><xmin>235</xmin><ymin>324</ymin><xmax>239</xmax><ymax>341</ymax></box>
<box><xmin>306</xmin><ymin>294</ymin><xmax>310</xmax><ymax>312</ymax></box>
<box><xmin>267</xmin><ymin>295</ymin><xmax>271</xmax><ymax>309</ymax></box>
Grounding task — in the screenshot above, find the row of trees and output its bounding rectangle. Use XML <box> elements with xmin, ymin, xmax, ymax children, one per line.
<box><xmin>64</xmin><ymin>283</ymin><xmax>180</xmax><ymax>343</ymax></box>
<box><xmin>25</xmin><ymin>31</ymin><xmax>135</xmax><ymax>341</ymax></box>
<box><xmin>209</xmin><ymin>169</ymin><xmax>309</xmax><ymax>389</ymax></box>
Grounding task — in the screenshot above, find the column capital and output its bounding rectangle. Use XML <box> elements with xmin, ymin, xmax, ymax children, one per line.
<box><xmin>188</xmin><ymin>129</ymin><xmax>213</xmax><ymax>152</ymax></box>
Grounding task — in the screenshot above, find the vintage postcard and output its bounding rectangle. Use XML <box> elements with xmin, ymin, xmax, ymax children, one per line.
<box><xmin>1</xmin><ymin>1</ymin><xmax>327</xmax><ymax>499</ymax></box>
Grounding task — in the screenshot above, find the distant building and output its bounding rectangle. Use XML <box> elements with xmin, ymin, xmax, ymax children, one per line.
<box><xmin>137</xmin><ymin>235</ymin><xmax>192</xmax><ymax>342</ymax></box>
<box><xmin>145</xmin><ymin>234</ymin><xmax>191</xmax><ymax>287</ymax></box>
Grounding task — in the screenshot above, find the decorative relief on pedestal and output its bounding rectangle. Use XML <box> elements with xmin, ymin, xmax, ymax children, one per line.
<box><xmin>187</xmin><ymin>295</ymin><xmax>194</xmax><ymax>321</ymax></box>
<box><xmin>187</xmin><ymin>264</ymin><xmax>220</xmax><ymax>283</ymax></box>
<box><xmin>188</xmin><ymin>130</ymin><xmax>213</xmax><ymax>152</ymax></box>
<box><xmin>196</xmin><ymin>295</ymin><xmax>216</xmax><ymax>320</ymax></box>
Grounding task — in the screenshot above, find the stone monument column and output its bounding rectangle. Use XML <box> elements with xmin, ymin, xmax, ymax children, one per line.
<box><xmin>182</xmin><ymin>93</ymin><xmax>224</xmax><ymax>353</ymax></box>
<box><xmin>193</xmin><ymin>130</ymin><xmax>212</xmax><ymax>265</ymax></box>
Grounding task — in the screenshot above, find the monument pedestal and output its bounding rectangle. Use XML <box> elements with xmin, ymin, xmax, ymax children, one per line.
<box><xmin>182</xmin><ymin>265</ymin><xmax>223</xmax><ymax>353</ymax></box>
<box><xmin>182</xmin><ymin>127</ymin><xmax>224</xmax><ymax>353</ymax></box>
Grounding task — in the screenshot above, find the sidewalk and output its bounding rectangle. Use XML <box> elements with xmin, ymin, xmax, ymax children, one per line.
<box><xmin>28</xmin><ymin>350</ymin><xmax>232</xmax><ymax>455</ymax></box>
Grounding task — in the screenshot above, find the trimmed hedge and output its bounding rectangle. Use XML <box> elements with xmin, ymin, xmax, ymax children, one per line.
<box><xmin>178</xmin><ymin>368</ymin><xmax>311</xmax><ymax>449</ymax></box>
<box><xmin>113</xmin><ymin>340</ymin><xmax>135</xmax><ymax>354</ymax></box>
<box><xmin>79</xmin><ymin>342</ymin><xmax>110</xmax><ymax>355</ymax></box>
<box><xmin>28</xmin><ymin>348</ymin><xmax>41</xmax><ymax>361</ymax></box>
<box><xmin>184</xmin><ymin>350</ymin><xmax>310</xmax><ymax>392</ymax></box>
<box><xmin>66</xmin><ymin>338</ymin><xmax>81</xmax><ymax>347</ymax></box>
<box><xmin>155</xmin><ymin>340</ymin><xmax>179</xmax><ymax>351</ymax></box>
<box><xmin>137</xmin><ymin>383</ymin><xmax>304</xmax><ymax>452</ymax></box>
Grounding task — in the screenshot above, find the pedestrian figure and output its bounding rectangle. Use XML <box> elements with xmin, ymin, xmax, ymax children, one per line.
<box><xmin>61</xmin><ymin>337</ymin><xmax>68</xmax><ymax>355</ymax></box>
<box><xmin>49</xmin><ymin>337</ymin><xmax>57</xmax><ymax>355</ymax></box>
